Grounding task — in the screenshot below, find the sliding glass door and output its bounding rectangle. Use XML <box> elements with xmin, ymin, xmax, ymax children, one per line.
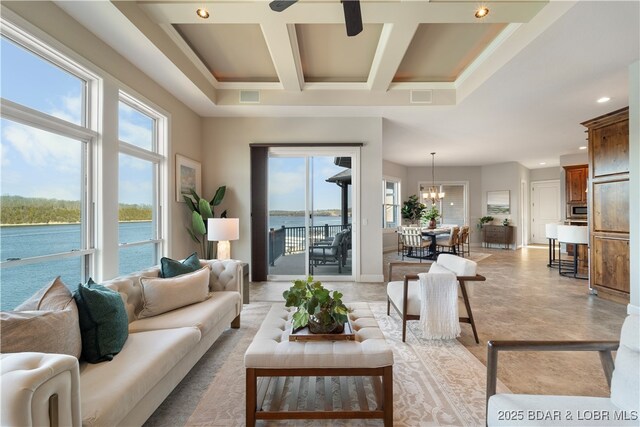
<box><xmin>267</xmin><ymin>149</ymin><xmax>355</xmax><ymax>280</ymax></box>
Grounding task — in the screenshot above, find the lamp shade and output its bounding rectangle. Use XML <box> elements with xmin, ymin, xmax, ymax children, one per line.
<box><xmin>207</xmin><ymin>218</ymin><xmax>239</xmax><ymax>241</ymax></box>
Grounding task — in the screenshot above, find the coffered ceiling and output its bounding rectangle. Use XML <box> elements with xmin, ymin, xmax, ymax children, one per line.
<box><xmin>52</xmin><ymin>1</ymin><xmax>639</xmax><ymax>169</ymax></box>
<box><xmin>108</xmin><ymin>0</ymin><xmax>551</xmax><ymax>107</ymax></box>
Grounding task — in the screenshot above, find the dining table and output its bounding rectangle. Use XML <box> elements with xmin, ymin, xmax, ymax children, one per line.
<box><xmin>421</xmin><ymin>228</ymin><xmax>452</xmax><ymax>259</ymax></box>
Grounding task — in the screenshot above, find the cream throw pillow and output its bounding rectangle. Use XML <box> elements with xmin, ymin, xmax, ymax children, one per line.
<box><xmin>1</xmin><ymin>277</ymin><xmax>82</xmax><ymax>359</ymax></box>
<box><xmin>138</xmin><ymin>266</ymin><xmax>210</xmax><ymax>318</ymax></box>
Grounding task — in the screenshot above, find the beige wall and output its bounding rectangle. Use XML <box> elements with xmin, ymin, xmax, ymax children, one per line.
<box><xmin>530</xmin><ymin>166</ymin><xmax>561</xmax><ymax>182</ymax></box>
<box><xmin>4</xmin><ymin>1</ymin><xmax>203</xmax><ymax>278</ymax></box>
<box><xmin>480</xmin><ymin>162</ymin><xmax>528</xmax><ymax>248</ymax></box>
<box><xmin>201</xmin><ymin>117</ymin><xmax>384</xmax><ymax>281</ymax></box>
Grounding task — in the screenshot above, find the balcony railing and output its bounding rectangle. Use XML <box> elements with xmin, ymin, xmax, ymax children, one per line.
<box><xmin>268</xmin><ymin>224</ymin><xmax>346</xmax><ymax>266</ymax></box>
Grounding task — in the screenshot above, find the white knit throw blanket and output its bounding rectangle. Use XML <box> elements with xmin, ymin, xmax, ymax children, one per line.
<box><xmin>418</xmin><ymin>272</ymin><xmax>461</xmax><ymax>340</ymax></box>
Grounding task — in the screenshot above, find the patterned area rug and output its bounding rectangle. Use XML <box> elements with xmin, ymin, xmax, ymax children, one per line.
<box><xmin>146</xmin><ymin>302</ymin><xmax>509</xmax><ymax>427</ymax></box>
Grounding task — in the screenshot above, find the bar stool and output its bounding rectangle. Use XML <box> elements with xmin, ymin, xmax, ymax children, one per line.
<box><xmin>557</xmin><ymin>225</ymin><xmax>589</xmax><ymax>280</ymax></box>
<box><xmin>545</xmin><ymin>223</ymin><xmax>559</xmax><ymax>268</ymax></box>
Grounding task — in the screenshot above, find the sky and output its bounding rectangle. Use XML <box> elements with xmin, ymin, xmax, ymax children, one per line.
<box><xmin>268</xmin><ymin>156</ymin><xmax>349</xmax><ymax>212</ymax></box>
<box><xmin>0</xmin><ymin>36</ymin><xmax>154</xmax><ymax>205</ymax></box>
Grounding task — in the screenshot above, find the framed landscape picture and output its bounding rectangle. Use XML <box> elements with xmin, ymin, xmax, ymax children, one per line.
<box><xmin>176</xmin><ymin>154</ymin><xmax>201</xmax><ymax>202</ymax></box>
<box><xmin>487</xmin><ymin>190</ymin><xmax>510</xmax><ymax>215</ymax></box>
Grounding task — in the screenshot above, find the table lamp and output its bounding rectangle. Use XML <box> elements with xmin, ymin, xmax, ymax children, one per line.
<box><xmin>207</xmin><ymin>218</ymin><xmax>239</xmax><ymax>260</ymax></box>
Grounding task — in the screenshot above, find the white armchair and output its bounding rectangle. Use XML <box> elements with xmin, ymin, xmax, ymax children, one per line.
<box><xmin>386</xmin><ymin>254</ymin><xmax>486</xmax><ymax>343</ymax></box>
<box><xmin>486</xmin><ymin>314</ymin><xmax>639</xmax><ymax>426</ymax></box>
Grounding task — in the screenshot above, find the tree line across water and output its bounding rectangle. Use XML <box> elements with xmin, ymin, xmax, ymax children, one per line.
<box><xmin>0</xmin><ymin>196</ymin><xmax>152</xmax><ymax>225</ymax></box>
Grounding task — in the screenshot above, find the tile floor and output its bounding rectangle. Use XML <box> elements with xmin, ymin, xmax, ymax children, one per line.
<box><xmin>250</xmin><ymin>246</ymin><xmax>628</xmax><ymax>397</ymax></box>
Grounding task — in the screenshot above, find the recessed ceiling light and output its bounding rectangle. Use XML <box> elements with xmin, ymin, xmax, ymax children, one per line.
<box><xmin>196</xmin><ymin>8</ymin><xmax>210</xmax><ymax>19</ymax></box>
<box><xmin>597</xmin><ymin>97</ymin><xmax>610</xmax><ymax>103</ymax></box>
<box><xmin>579</xmin><ymin>146</ymin><xmax>587</xmax><ymax>150</ymax></box>
<box><xmin>475</xmin><ymin>6</ymin><xmax>489</xmax><ymax>18</ymax></box>
<box><xmin>539</xmin><ymin>162</ymin><xmax>546</xmax><ymax>165</ymax></box>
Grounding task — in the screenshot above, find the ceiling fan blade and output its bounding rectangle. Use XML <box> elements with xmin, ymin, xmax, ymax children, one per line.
<box><xmin>342</xmin><ymin>0</ymin><xmax>363</xmax><ymax>37</ymax></box>
<box><xmin>269</xmin><ymin>0</ymin><xmax>298</xmax><ymax>12</ymax></box>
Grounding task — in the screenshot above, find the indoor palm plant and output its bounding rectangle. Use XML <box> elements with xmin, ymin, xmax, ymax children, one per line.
<box><xmin>184</xmin><ymin>186</ymin><xmax>226</xmax><ymax>259</ymax></box>
<box><xmin>422</xmin><ymin>204</ymin><xmax>440</xmax><ymax>229</ymax></box>
<box><xmin>283</xmin><ymin>276</ymin><xmax>350</xmax><ymax>334</ymax></box>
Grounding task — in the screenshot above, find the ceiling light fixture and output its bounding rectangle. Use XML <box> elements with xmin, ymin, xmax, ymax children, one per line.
<box><xmin>196</xmin><ymin>8</ymin><xmax>210</xmax><ymax>19</ymax></box>
<box><xmin>579</xmin><ymin>146</ymin><xmax>587</xmax><ymax>150</ymax></box>
<box><xmin>539</xmin><ymin>162</ymin><xmax>547</xmax><ymax>165</ymax></box>
<box><xmin>597</xmin><ymin>97</ymin><xmax>610</xmax><ymax>103</ymax></box>
<box><xmin>422</xmin><ymin>152</ymin><xmax>445</xmax><ymax>205</ymax></box>
<box><xmin>475</xmin><ymin>6</ymin><xmax>489</xmax><ymax>19</ymax></box>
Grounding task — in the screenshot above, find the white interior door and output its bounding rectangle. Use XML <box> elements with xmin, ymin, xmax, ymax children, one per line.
<box><xmin>530</xmin><ymin>180</ymin><xmax>561</xmax><ymax>244</ymax></box>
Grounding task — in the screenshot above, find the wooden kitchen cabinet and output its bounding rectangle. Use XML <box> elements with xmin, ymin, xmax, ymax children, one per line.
<box><xmin>564</xmin><ymin>165</ymin><xmax>588</xmax><ymax>204</ymax></box>
<box><xmin>582</xmin><ymin>107</ymin><xmax>629</xmax><ymax>302</ymax></box>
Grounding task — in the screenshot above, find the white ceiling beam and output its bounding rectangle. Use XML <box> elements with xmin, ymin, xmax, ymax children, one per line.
<box><xmin>367</xmin><ymin>23</ymin><xmax>418</xmax><ymax>91</ymax></box>
<box><xmin>141</xmin><ymin>2</ymin><xmax>547</xmax><ymax>25</ymax></box>
<box><xmin>261</xmin><ymin>23</ymin><xmax>303</xmax><ymax>91</ymax></box>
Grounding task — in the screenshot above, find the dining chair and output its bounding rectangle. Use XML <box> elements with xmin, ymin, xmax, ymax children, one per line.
<box><xmin>457</xmin><ymin>226</ymin><xmax>470</xmax><ymax>257</ymax></box>
<box><xmin>401</xmin><ymin>226</ymin><xmax>429</xmax><ymax>261</ymax></box>
<box><xmin>436</xmin><ymin>226</ymin><xmax>460</xmax><ymax>255</ymax></box>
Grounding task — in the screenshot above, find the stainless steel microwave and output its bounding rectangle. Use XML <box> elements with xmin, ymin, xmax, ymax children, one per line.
<box><xmin>568</xmin><ymin>204</ymin><xmax>588</xmax><ymax>218</ymax></box>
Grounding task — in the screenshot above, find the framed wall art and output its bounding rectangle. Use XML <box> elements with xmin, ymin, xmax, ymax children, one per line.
<box><xmin>487</xmin><ymin>190</ymin><xmax>510</xmax><ymax>215</ymax></box>
<box><xmin>176</xmin><ymin>154</ymin><xmax>201</xmax><ymax>202</ymax></box>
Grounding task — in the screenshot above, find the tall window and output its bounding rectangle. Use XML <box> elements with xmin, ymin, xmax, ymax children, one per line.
<box><xmin>419</xmin><ymin>182</ymin><xmax>468</xmax><ymax>226</ymax></box>
<box><xmin>382</xmin><ymin>178</ymin><xmax>401</xmax><ymax>229</ymax></box>
<box><xmin>0</xmin><ymin>26</ymin><xmax>97</xmax><ymax>310</ymax></box>
<box><xmin>117</xmin><ymin>94</ymin><xmax>165</xmax><ymax>275</ymax></box>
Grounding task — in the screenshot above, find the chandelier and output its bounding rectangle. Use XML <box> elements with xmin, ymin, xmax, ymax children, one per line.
<box><xmin>423</xmin><ymin>152</ymin><xmax>445</xmax><ymax>205</ymax></box>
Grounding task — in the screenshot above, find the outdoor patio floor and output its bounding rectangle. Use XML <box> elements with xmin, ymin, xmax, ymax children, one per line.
<box><xmin>268</xmin><ymin>251</ymin><xmax>352</xmax><ymax>277</ymax></box>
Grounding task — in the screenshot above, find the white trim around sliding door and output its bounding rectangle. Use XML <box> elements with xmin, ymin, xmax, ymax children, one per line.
<box><xmin>267</xmin><ymin>146</ymin><xmax>361</xmax><ymax>282</ymax></box>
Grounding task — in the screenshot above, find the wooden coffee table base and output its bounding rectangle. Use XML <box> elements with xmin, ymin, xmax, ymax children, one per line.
<box><xmin>246</xmin><ymin>366</ymin><xmax>393</xmax><ymax>426</ymax></box>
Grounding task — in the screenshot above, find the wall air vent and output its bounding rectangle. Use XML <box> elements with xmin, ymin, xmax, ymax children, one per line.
<box><xmin>410</xmin><ymin>90</ymin><xmax>433</xmax><ymax>104</ymax></box>
<box><xmin>239</xmin><ymin>90</ymin><xmax>260</xmax><ymax>104</ymax></box>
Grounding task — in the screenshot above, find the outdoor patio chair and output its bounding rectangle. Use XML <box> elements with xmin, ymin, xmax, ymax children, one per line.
<box><xmin>309</xmin><ymin>229</ymin><xmax>348</xmax><ymax>274</ymax></box>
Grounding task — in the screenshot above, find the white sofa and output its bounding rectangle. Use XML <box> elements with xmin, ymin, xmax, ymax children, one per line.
<box><xmin>1</xmin><ymin>259</ymin><xmax>243</xmax><ymax>427</ymax></box>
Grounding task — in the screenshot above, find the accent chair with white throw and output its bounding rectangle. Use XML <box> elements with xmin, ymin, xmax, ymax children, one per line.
<box><xmin>387</xmin><ymin>254</ymin><xmax>486</xmax><ymax>343</ymax></box>
<box><xmin>486</xmin><ymin>313</ymin><xmax>640</xmax><ymax>426</ymax></box>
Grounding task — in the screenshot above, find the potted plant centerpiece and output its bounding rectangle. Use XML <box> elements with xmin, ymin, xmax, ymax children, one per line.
<box><xmin>401</xmin><ymin>195</ymin><xmax>427</xmax><ymax>226</ymax></box>
<box><xmin>283</xmin><ymin>276</ymin><xmax>349</xmax><ymax>334</ymax></box>
<box><xmin>423</xmin><ymin>204</ymin><xmax>440</xmax><ymax>229</ymax></box>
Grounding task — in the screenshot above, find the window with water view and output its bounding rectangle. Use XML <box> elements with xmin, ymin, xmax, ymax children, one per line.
<box><xmin>0</xmin><ymin>25</ymin><xmax>167</xmax><ymax>310</ymax></box>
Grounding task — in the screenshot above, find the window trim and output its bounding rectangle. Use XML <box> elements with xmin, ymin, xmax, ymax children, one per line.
<box><xmin>0</xmin><ymin>23</ymin><xmax>98</xmax><ymax>282</ymax></box>
<box><xmin>116</xmin><ymin>92</ymin><xmax>168</xmax><ymax>274</ymax></box>
<box><xmin>382</xmin><ymin>176</ymin><xmax>401</xmax><ymax>232</ymax></box>
<box><xmin>418</xmin><ymin>180</ymin><xmax>470</xmax><ymax>226</ymax></box>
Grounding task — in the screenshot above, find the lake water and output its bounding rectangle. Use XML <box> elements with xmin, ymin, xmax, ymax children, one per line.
<box><xmin>0</xmin><ymin>217</ymin><xmax>349</xmax><ymax>310</ymax></box>
<box><xmin>0</xmin><ymin>222</ymin><xmax>154</xmax><ymax>310</ymax></box>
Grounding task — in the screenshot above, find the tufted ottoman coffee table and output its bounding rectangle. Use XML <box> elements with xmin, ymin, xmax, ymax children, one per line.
<box><xmin>244</xmin><ymin>302</ymin><xmax>393</xmax><ymax>426</ymax></box>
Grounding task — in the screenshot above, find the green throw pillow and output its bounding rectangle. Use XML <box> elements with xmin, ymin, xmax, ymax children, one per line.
<box><xmin>73</xmin><ymin>279</ymin><xmax>128</xmax><ymax>363</ymax></box>
<box><xmin>160</xmin><ymin>252</ymin><xmax>200</xmax><ymax>278</ymax></box>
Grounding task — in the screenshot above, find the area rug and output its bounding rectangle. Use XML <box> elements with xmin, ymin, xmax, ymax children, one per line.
<box><xmin>145</xmin><ymin>302</ymin><xmax>509</xmax><ymax>427</ymax></box>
